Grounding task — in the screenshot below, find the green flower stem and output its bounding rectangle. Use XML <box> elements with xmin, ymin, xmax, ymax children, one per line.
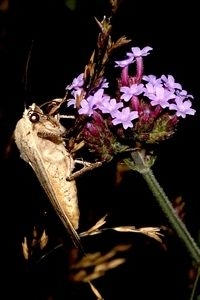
<box><xmin>189</xmin><ymin>266</ymin><xmax>200</xmax><ymax>300</ymax></box>
<box><xmin>126</xmin><ymin>150</ymin><xmax>200</xmax><ymax>266</ymax></box>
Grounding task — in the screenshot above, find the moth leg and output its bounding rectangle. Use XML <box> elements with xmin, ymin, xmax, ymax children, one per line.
<box><xmin>58</xmin><ymin>115</ymin><xmax>75</xmax><ymax>120</ymax></box>
<box><xmin>66</xmin><ymin>160</ymin><xmax>103</xmax><ymax>181</ymax></box>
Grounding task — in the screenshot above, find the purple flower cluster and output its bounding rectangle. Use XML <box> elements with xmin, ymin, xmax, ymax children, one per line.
<box><xmin>65</xmin><ymin>45</ymin><xmax>196</xmax><ymax>155</ymax></box>
<box><xmin>66</xmin><ymin>46</ymin><xmax>195</xmax><ymax>127</ymax></box>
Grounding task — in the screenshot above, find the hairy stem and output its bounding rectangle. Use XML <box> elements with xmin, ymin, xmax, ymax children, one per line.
<box><xmin>126</xmin><ymin>150</ymin><xmax>200</xmax><ymax>266</ymax></box>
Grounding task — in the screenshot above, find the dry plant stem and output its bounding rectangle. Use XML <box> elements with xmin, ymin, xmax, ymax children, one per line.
<box><xmin>130</xmin><ymin>151</ymin><xmax>200</xmax><ymax>267</ymax></box>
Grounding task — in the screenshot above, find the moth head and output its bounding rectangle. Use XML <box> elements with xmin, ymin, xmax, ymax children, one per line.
<box><xmin>24</xmin><ymin>102</ymin><xmax>66</xmax><ymax>139</ymax></box>
<box><xmin>26</xmin><ymin>103</ymin><xmax>44</xmax><ymax>124</ymax></box>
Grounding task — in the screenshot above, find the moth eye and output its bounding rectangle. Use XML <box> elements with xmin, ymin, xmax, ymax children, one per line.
<box><xmin>29</xmin><ymin>112</ymin><xmax>40</xmax><ymax>123</ymax></box>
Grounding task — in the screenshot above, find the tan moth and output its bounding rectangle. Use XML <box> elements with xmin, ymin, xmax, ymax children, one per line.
<box><xmin>14</xmin><ymin>103</ymin><xmax>82</xmax><ymax>249</ymax></box>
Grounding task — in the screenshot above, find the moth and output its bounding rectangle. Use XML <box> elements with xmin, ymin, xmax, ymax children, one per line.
<box><xmin>14</xmin><ymin>103</ymin><xmax>83</xmax><ymax>250</ymax></box>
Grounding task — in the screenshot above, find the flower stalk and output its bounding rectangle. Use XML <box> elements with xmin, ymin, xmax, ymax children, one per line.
<box><xmin>125</xmin><ymin>150</ymin><xmax>200</xmax><ymax>266</ymax></box>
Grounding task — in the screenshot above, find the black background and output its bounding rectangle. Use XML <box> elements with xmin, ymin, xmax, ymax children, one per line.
<box><xmin>1</xmin><ymin>0</ymin><xmax>200</xmax><ymax>299</ymax></box>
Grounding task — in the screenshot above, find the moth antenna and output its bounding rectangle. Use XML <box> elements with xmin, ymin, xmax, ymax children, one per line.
<box><xmin>22</xmin><ymin>39</ymin><xmax>34</xmax><ymax>93</ymax></box>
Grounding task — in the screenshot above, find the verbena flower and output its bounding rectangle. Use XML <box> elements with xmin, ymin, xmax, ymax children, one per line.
<box><xmin>112</xmin><ymin>107</ymin><xmax>139</xmax><ymax>129</ymax></box>
<box><xmin>64</xmin><ymin>18</ymin><xmax>196</xmax><ymax>161</ymax></box>
<box><xmin>66</xmin><ymin>73</ymin><xmax>84</xmax><ymax>90</ymax></box>
<box><xmin>169</xmin><ymin>97</ymin><xmax>196</xmax><ymax>118</ymax></box>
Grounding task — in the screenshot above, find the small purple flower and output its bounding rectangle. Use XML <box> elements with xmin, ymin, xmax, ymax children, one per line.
<box><xmin>169</xmin><ymin>97</ymin><xmax>196</xmax><ymax>118</ymax></box>
<box><xmin>142</xmin><ymin>74</ymin><xmax>162</xmax><ymax>85</ymax></box>
<box><xmin>78</xmin><ymin>89</ymin><xmax>110</xmax><ymax>116</ymax></box>
<box><xmin>112</xmin><ymin>107</ymin><xmax>139</xmax><ymax>129</ymax></box>
<box><xmin>127</xmin><ymin>46</ymin><xmax>153</xmax><ymax>58</ymax></box>
<box><xmin>78</xmin><ymin>99</ymin><xmax>94</xmax><ymax>116</ymax></box>
<box><xmin>98</xmin><ymin>97</ymin><xmax>124</xmax><ymax>117</ymax></box>
<box><xmin>161</xmin><ymin>75</ymin><xmax>182</xmax><ymax>91</ymax></box>
<box><xmin>114</xmin><ymin>57</ymin><xmax>134</xmax><ymax>68</ymax></box>
<box><xmin>120</xmin><ymin>84</ymin><xmax>144</xmax><ymax>102</ymax></box>
<box><xmin>88</xmin><ymin>89</ymin><xmax>106</xmax><ymax>108</ymax></box>
<box><xmin>143</xmin><ymin>82</ymin><xmax>155</xmax><ymax>95</ymax></box>
<box><xmin>175</xmin><ymin>89</ymin><xmax>194</xmax><ymax>100</ymax></box>
<box><xmin>66</xmin><ymin>73</ymin><xmax>84</xmax><ymax>90</ymax></box>
<box><xmin>144</xmin><ymin>84</ymin><xmax>175</xmax><ymax>108</ymax></box>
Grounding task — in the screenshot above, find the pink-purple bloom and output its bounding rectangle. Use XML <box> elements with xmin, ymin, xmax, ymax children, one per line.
<box><xmin>112</xmin><ymin>107</ymin><xmax>139</xmax><ymax>129</ymax></box>
<box><xmin>144</xmin><ymin>84</ymin><xmax>175</xmax><ymax>108</ymax></box>
<box><xmin>161</xmin><ymin>74</ymin><xmax>182</xmax><ymax>91</ymax></box>
<box><xmin>142</xmin><ymin>75</ymin><xmax>162</xmax><ymax>85</ymax></box>
<box><xmin>66</xmin><ymin>73</ymin><xmax>84</xmax><ymax>90</ymax></box>
<box><xmin>126</xmin><ymin>46</ymin><xmax>153</xmax><ymax>58</ymax></box>
<box><xmin>120</xmin><ymin>84</ymin><xmax>144</xmax><ymax>102</ymax></box>
<box><xmin>115</xmin><ymin>57</ymin><xmax>134</xmax><ymax>68</ymax></box>
<box><xmin>98</xmin><ymin>97</ymin><xmax>124</xmax><ymax>117</ymax></box>
<box><xmin>169</xmin><ymin>97</ymin><xmax>196</xmax><ymax>118</ymax></box>
<box><xmin>78</xmin><ymin>99</ymin><xmax>94</xmax><ymax>116</ymax></box>
<box><xmin>65</xmin><ymin>44</ymin><xmax>196</xmax><ymax>148</ymax></box>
